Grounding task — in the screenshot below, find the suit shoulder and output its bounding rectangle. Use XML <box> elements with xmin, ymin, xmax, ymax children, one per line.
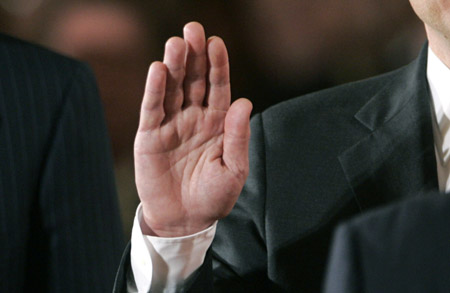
<box><xmin>344</xmin><ymin>192</ymin><xmax>450</xmax><ymax>238</ymax></box>
<box><xmin>0</xmin><ymin>33</ymin><xmax>89</xmax><ymax>81</ymax></box>
<box><xmin>0</xmin><ymin>33</ymin><xmax>98</xmax><ymax>124</ymax></box>
<box><xmin>261</xmin><ymin>65</ymin><xmax>408</xmax><ymax>122</ymax></box>
<box><xmin>0</xmin><ymin>33</ymin><xmax>96</xmax><ymax>106</ymax></box>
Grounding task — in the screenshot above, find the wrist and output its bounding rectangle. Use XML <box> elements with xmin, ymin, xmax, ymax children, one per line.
<box><xmin>140</xmin><ymin>206</ymin><xmax>213</xmax><ymax>237</ymax></box>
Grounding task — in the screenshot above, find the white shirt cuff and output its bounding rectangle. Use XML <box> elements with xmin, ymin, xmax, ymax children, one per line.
<box><xmin>128</xmin><ymin>204</ymin><xmax>216</xmax><ymax>293</ymax></box>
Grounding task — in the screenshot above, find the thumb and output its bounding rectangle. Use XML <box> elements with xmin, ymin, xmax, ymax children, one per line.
<box><xmin>223</xmin><ymin>98</ymin><xmax>253</xmax><ymax>178</ymax></box>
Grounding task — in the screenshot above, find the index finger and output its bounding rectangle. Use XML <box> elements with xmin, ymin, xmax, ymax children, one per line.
<box><xmin>138</xmin><ymin>61</ymin><xmax>167</xmax><ymax>131</ymax></box>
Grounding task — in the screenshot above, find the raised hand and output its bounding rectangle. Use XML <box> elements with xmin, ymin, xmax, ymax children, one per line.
<box><xmin>134</xmin><ymin>22</ymin><xmax>252</xmax><ymax>237</ymax></box>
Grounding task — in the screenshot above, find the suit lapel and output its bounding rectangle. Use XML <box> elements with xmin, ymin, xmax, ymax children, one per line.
<box><xmin>339</xmin><ymin>45</ymin><xmax>438</xmax><ymax>211</ymax></box>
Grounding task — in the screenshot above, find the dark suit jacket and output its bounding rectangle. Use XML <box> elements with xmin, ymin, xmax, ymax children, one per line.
<box><xmin>323</xmin><ymin>191</ymin><xmax>450</xmax><ymax>293</ymax></box>
<box><xmin>0</xmin><ymin>34</ymin><xmax>124</xmax><ymax>292</ymax></box>
<box><xmin>114</xmin><ymin>45</ymin><xmax>438</xmax><ymax>292</ymax></box>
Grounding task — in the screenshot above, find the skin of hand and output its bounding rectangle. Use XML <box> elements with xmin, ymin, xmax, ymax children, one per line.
<box><xmin>134</xmin><ymin>22</ymin><xmax>253</xmax><ymax>237</ymax></box>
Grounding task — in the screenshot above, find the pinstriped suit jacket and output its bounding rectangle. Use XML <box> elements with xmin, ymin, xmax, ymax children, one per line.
<box><xmin>0</xmin><ymin>34</ymin><xmax>124</xmax><ymax>292</ymax></box>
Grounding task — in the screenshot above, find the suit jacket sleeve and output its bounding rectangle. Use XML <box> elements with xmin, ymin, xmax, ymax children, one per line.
<box><xmin>28</xmin><ymin>63</ymin><xmax>124</xmax><ymax>292</ymax></box>
<box><xmin>209</xmin><ymin>112</ymin><xmax>269</xmax><ymax>291</ymax></box>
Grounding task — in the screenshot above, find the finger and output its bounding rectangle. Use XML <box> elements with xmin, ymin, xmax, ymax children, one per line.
<box><xmin>183</xmin><ymin>22</ymin><xmax>207</xmax><ymax>107</ymax></box>
<box><xmin>223</xmin><ymin>98</ymin><xmax>253</xmax><ymax>177</ymax></box>
<box><xmin>138</xmin><ymin>62</ymin><xmax>167</xmax><ymax>131</ymax></box>
<box><xmin>206</xmin><ymin>36</ymin><xmax>231</xmax><ymax>111</ymax></box>
<box><xmin>163</xmin><ymin>37</ymin><xmax>186</xmax><ymax>116</ymax></box>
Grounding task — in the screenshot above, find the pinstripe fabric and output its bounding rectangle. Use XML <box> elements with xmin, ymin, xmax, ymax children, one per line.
<box><xmin>0</xmin><ymin>34</ymin><xmax>124</xmax><ymax>292</ymax></box>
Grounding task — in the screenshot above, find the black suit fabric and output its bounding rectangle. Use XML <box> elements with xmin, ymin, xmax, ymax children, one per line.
<box><xmin>0</xmin><ymin>34</ymin><xmax>124</xmax><ymax>292</ymax></box>
<box><xmin>324</xmin><ymin>192</ymin><xmax>450</xmax><ymax>293</ymax></box>
<box><xmin>115</xmin><ymin>45</ymin><xmax>437</xmax><ymax>292</ymax></box>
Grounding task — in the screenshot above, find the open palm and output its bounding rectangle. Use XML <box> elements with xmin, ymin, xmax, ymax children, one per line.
<box><xmin>134</xmin><ymin>22</ymin><xmax>252</xmax><ymax>237</ymax></box>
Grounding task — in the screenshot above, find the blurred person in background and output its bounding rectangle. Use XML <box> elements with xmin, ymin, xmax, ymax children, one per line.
<box><xmin>0</xmin><ymin>1</ymin><xmax>125</xmax><ymax>292</ymax></box>
<box><xmin>0</xmin><ymin>25</ymin><xmax>123</xmax><ymax>293</ymax></box>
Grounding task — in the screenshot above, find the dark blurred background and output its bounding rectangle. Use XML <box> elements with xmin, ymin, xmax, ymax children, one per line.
<box><xmin>0</xmin><ymin>0</ymin><xmax>426</xmax><ymax>238</ymax></box>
